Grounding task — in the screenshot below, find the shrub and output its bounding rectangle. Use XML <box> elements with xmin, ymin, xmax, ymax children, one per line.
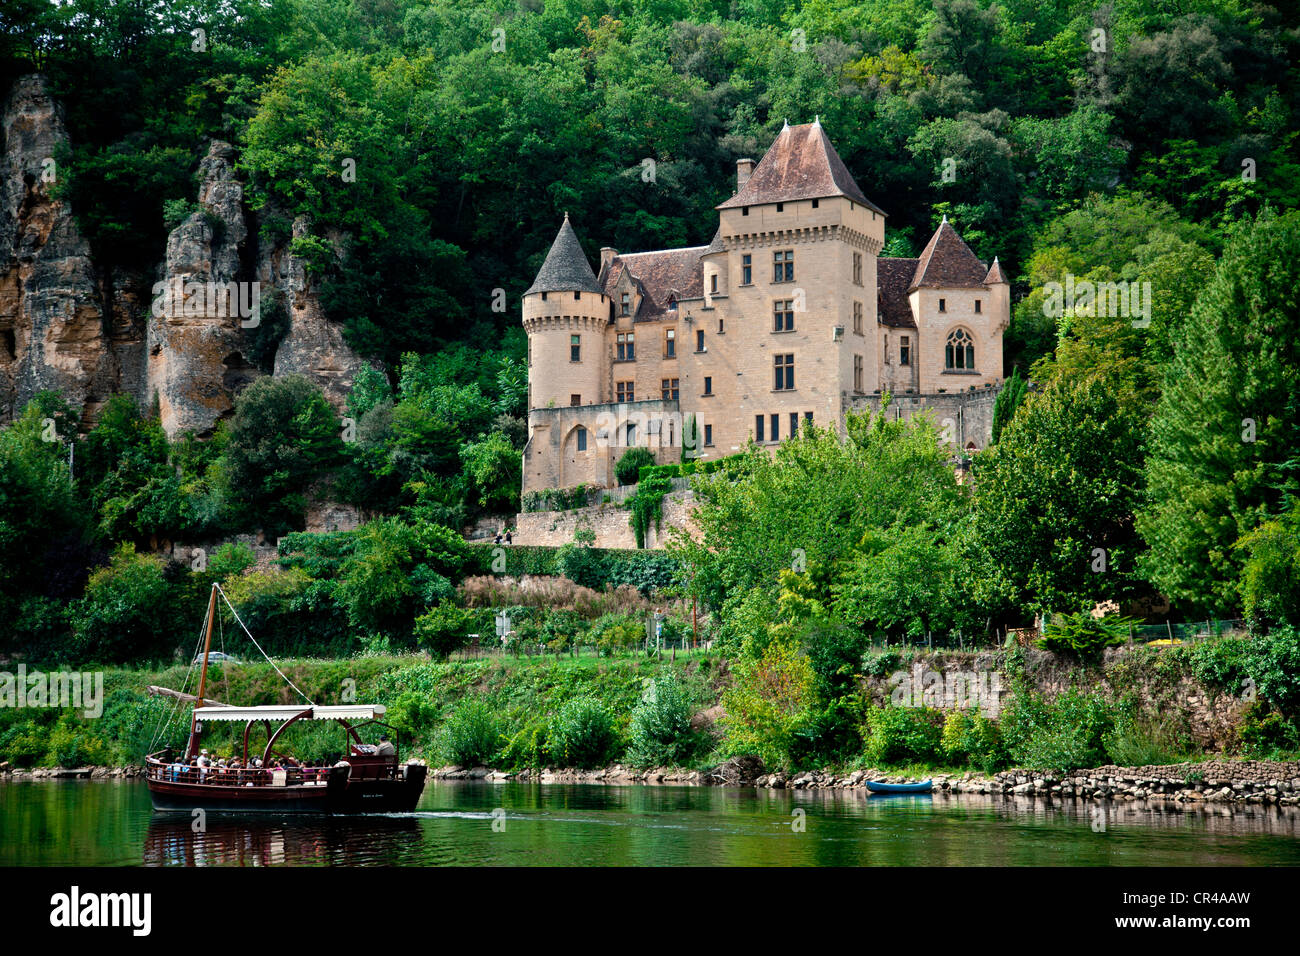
<box><xmin>415</xmin><ymin>603</ymin><xmax>476</xmax><ymax>659</ymax></box>
<box><xmin>940</xmin><ymin>710</ymin><xmax>1005</xmax><ymax>770</ymax></box>
<box><xmin>71</xmin><ymin>544</ymin><xmax>187</xmax><ymax>663</ymax></box>
<box><xmin>626</xmin><ymin>672</ymin><xmax>696</xmax><ymax>768</ymax></box>
<box><xmin>1238</xmin><ymin>703</ymin><xmax>1300</xmax><ymax>758</ymax></box>
<box><xmin>437</xmin><ymin>699</ymin><xmax>500</xmax><ymax>767</ymax></box>
<box><xmin>549</xmin><ymin>695</ymin><xmax>618</xmax><ymax>768</ymax></box>
<box><xmin>615</xmin><ymin>447</ymin><xmax>656</xmax><ymax>486</ymax></box>
<box><xmin>1241</xmin><ymin>626</ymin><xmax>1300</xmax><ymax>713</ymax></box>
<box><xmin>589</xmin><ymin>613</ymin><xmax>645</xmax><ymax>655</ymax></box>
<box><xmin>863</xmin><ymin>706</ymin><xmax>943</xmax><ymax>765</ymax></box>
<box><xmin>498</xmin><ymin>716</ymin><xmax>550</xmax><ymax>770</ymax></box>
<box><xmin>1102</xmin><ymin>707</ymin><xmax>1190</xmax><ymax>766</ymax></box>
<box><xmin>1001</xmin><ymin>687</ymin><xmax>1115</xmax><ymax>773</ymax></box>
<box><xmin>1038</xmin><ymin>611</ymin><xmax>1138</xmax><ymax>660</ymax></box>
<box><xmin>862</xmin><ymin>650</ymin><xmax>904</xmax><ymax>679</ymax></box>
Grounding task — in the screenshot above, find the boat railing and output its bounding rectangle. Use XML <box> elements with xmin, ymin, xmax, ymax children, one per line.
<box><xmin>145</xmin><ymin>760</ymin><xmax>334</xmax><ymax>788</ymax></box>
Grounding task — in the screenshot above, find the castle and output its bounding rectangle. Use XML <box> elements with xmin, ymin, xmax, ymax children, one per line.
<box><xmin>521</xmin><ymin>120</ymin><xmax>1009</xmax><ymax>497</ymax></box>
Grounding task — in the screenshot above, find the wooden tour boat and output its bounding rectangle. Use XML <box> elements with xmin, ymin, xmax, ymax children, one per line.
<box><xmin>145</xmin><ymin>583</ymin><xmax>427</xmax><ymax>814</ymax></box>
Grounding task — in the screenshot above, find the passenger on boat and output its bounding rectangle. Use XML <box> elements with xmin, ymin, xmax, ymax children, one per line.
<box><xmin>375</xmin><ymin>734</ymin><xmax>396</xmax><ymax>756</ymax></box>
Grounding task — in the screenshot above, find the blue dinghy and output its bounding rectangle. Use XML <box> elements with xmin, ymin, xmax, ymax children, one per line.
<box><xmin>865</xmin><ymin>779</ymin><xmax>933</xmax><ymax>794</ymax></box>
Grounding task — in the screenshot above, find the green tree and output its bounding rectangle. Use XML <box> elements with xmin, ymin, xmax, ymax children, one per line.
<box><xmin>1137</xmin><ymin>212</ymin><xmax>1300</xmax><ymax>614</ymax></box>
<box><xmin>972</xmin><ymin>374</ymin><xmax>1146</xmax><ymax>616</ymax></box>
<box><xmin>222</xmin><ymin>374</ymin><xmax>345</xmax><ymax>534</ymax></box>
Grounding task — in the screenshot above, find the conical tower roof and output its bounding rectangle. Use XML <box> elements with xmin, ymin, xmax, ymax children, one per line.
<box><xmin>909</xmin><ymin>217</ymin><xmax>988</xmax><ymax>290</ymax></box>
<box><xmin>525</xmin><ymin>214</ymin><xmax>603</xmax><ymax>296</ymax></box>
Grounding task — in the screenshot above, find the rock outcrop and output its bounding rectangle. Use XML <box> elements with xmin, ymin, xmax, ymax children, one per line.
<box><xmin>0</xmin><ymin>74</ymin><xmax>111</xmax><ymax>420</ymax></box>
<box><xmin>0</xmin><ymin>73</ymin><xmax>364</xmax><ymax>434</ymax></box>
<box><xmin>267</xmin><ymin>216</ymin><xmax>362</xmax><ymax>415</ymax></box>
<box><xmin>147</xmin><ymin>140</ymin><xmax>257</xmax><ymax>436</ymax></box>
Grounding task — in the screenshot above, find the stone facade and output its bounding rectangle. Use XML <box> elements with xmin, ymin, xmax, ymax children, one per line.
<box><xmin>522</xmin><ymin>120</ymin><xmax>1009</xmax><ymax>495</ymax></box>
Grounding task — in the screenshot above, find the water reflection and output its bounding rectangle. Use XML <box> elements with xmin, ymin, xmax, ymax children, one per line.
<box><xmin>143</xmin><ymin>815</ymin><xmax>422</xmax><ymax>867</ymax></box>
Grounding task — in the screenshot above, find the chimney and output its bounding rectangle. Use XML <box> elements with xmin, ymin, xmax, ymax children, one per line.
<box><xmin>736</xmin><ymin>158</ymin><xmax>755</xmax><ymax>192</ymax></box>
<box><xmin>598</xmin><ymin>246</ymin><xmax>618</xmax><ymax>280</ymax></box>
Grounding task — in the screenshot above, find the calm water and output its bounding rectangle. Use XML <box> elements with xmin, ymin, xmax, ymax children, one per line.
<box><xmin>2</xmin><ymin>779</ymin><xmax>1299</xmax><ymax>866</ymax></box>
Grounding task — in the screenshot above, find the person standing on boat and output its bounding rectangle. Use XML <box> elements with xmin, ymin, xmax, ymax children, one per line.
<box><xmin>375</xmin><ymin>734</ymin><xmax>396</xmax><ymax>756</ymax></box>
<box><xmin>197</xmin><ymin>749</ymin><xmax>211</xmax><ymax>782</ymax></box>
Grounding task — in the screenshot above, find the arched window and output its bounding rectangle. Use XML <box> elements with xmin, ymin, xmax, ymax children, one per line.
<box><xmin>945</xmin><ymin>328</ymin><xmax>975</xmax><ymax>370</ymax></box>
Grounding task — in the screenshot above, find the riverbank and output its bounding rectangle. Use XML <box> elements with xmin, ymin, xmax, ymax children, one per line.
<box><xmin>428</xmin><ymin>758</ymin><xmax>1300</xmax><ymax>804</ymax></box>
<box><xmin>7</xmin><ymin>758</ymin><xmax>1300</xmax><ymax>806</ymax></box>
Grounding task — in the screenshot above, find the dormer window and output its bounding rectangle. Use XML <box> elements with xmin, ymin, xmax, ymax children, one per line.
<box><xmin>668</xmin><ymin>296</ymin><xmax>677</xmax><ymax>311</ymax></box>
<box><xmin>621</xmin><ymin>293</ymin><xmax>630</xmax><ymax>315</ymax></box>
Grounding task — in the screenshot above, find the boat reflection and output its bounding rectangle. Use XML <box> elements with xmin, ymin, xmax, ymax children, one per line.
<box><xmin>144</xmin><ymin>814</ymin><xmax>423</xmax><ymax>867</ymax></box>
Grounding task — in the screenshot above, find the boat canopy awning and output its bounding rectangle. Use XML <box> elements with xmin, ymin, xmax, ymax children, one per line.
<box><xmin>192</xmin><ymin>704</ymin><xmax>387</xmax><ymax>723</ymax></box>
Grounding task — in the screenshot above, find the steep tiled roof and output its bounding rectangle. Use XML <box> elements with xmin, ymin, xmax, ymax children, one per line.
<box><xmin>717</xmin><ymin>121</ymin><xmax>885</xmax><ymax>215</ymax></box>
<box><xmin>602</xmin><ymin>247</ymin><xmax>708</xmax><ymax>320</ymax></box>
<box><xmin>525</xmin><ymin>214</ymin><xmax>604</xmax><ymax>295</ymax></box>
<box><xmin>983</xmin><ymin>256</ymin><xmax>1008</xmax><ymax>284</ymax></box>
<box><xmin>910</xmin><ymin>218</ymin><xmax>989</xmax><ymax>290</ymax></box>
<box><xmin>878</xmin><ymin>258</ymin><xmax>919</xmax><ymax>328</ymax></box>
<box><xmin>703</xmin><ymin>226</ymin><xmax>725</xmax><ymax>255</ymax></box>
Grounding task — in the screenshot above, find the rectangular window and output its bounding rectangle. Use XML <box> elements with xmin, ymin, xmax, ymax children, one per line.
<box><xmin>811</xmin><ymin>199</ymin><xmax>819</xmax><ymax>209</ymax></box>
<box><xmin>853</xmin><ymin>253</ymin><xmax>863</xmax><ymax>286</ymax></box>
<box><xmin>773</xmin><ymin>250</ymin><xmax>794</xmax><ymax>283</ymax></box>
<box><xmin>774</xmin><ymin>353</ymin><xmax>795</xmax><ymax>391</ymax></box>
<box><xmin>853</xmin><ymin>354</ymin><xmax>864</xmax><ymax>393</ymax></box>
<box><xmin>770</xmin><ymin>414</ymin><xmax>780</xmax><ymax>442</ymax></box>
<box><xmin>900</xmin><ymin>335</ymin><xmax>911</xmax><ymax>366</ymax></box>
<box><xmin>616</xmin><ymin>332</ymin><xmax>635</xmax><ymax>362</ymax></box>
<box><xmin>939</xmin><ymin>298</ymin><xmax>947</xmax><ymax>312</ymax></box>
<box><xmin>742</xmin><ymin>255</ymin><xmax>752</xmax><ymax>285</ymax></box>
<box><xmin>696</xmin><ymin>329</ymin><xmax>705</xmax><ymax>352</ymax></box>
<box><xmin>853</xmin><ymin>301</ymin><xmax>863</xmax><ymax>335</ymax></box>
<box><xmin>718</xmin><ymin>318</ymin><xmax>724</xmax><ymax>334</ymax></box>
<box><xmin>975</xmin><ymin>299</ymin><xmax>982</xmax><ymax>313</ymax></box>
<box><xmin>804</xmin><ymin>411</ymin><xmax>813</xmax><ymax>424</ymax></box>
<box><xmin>661</xmin><ymin>378</ymin><xmax>679</xmax><ymax>401</ymax></box>
<box><xmin>704</xmin><ymin>424</ymin><xmax>713</xmax><ymax>446</ymax></box>
<box><xmin>616</xmin><ymin>381</ymin><xmax>634</xmax><ymax>403</ymax></box>
<box><xmin>790</xmin><ymin>412</ymin><xmax>799</xmax><ymax>436</ymax></box>
<box><xmin>755</xmin><ymin>415</ymin><xmax>764</xmax><ymax>442</ymax></box>
<box><xmin>570</xmin><ymin>394</ymin><xmax>581</xmax><ymax>407</ymax></box>
<box><xmin>570</xmin><ymin>334</ymin><xmax>580</xmax><ymax>362</ymax></box>
<box><xmin>664</xmin><ymin>328</ymin><xmax>675</xmax><ymax>358</ymax></box>
<box><xmin>577</xmin><ymin>427</ymin><xmax>587</xmax><ymax>451</ymax></box>
<box><xmin>710</xmin><ymin>274</ymin><xmax>718</xmax><ymax>294</ymax></box>
<box><xmin>703</xmin><ymin>376</ymin><xmax>712</xmax><ymax>396</ymax></box>
<box><xmin>621</xmin><ymin>293</ymin><xmax>630</xmax><ymax>316</ymax></box>
<box><xmin>773</xmin><ymin>299</ymin><xmax>794</xmax><ymax>332</ymax></box>
<box><xmin>776</xmin><ymin>202</ymin><xmax>784</xmax><ymax>212</ymax></box>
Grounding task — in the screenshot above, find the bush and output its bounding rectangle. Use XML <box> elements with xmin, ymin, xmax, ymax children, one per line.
<box><xmin>1038</xmin><ymin>611</ymin><xmax>1138</xmax><ymax>660</ymax></box>
<box><xmin>437</xmin><ymin>699</ymin><xmax>500</xmax><ymax>767</ymax></box>
<box><xmin>71</xmin><ymin>544</ymin><xmax>187</xmax><ymax>663</ymax></box>
<box><xmin>1238</xmin><ymin>703</ymin><xmax>1300</xmax><ymax>758</ymax></box>
<box><xmin>549</xmin><ymin>695</ymin><xmax>618</xmax><ymax>768</ymax></box>
<box><xmin>1241</xmin><ymin>626</ymin><xmax>1300</xmax><ymax>713</ymax></box>
<box><xmin>1001</xmin><ymin>687</ymin><xmax>1115</xmax><ymax>773</ymax></box>
<box><xmin>863</xmin><ymin>706</ymin><xmax>943</xmax><ymax>765</ymax></box>
<box><xmin>589</xmin><ymin>613</ymin><xmax>645</xmax><ymax>655</ymax></box>
<box><xmin>415</xmin><ymin>603</ymin><xmax>476</xmax><ymax>659</ymax></box>
<box><xmin>498</xmin><ymin>716</ymin><xmax>550</xmax><ymax>771</ymax></box>
<box><xmin>940</xmin><ymin>710</ymin><xmax>1005</xmax><ymax>770</ymax></box>
<box><xmin>615</xmin><ymin>448</ymin><xmax>656</xmax><ymax>486</ymax></box>
<box><xmin>626</xmin><ymin>672</ymin><xmax>696</xmax><ymax>768</ymax></box>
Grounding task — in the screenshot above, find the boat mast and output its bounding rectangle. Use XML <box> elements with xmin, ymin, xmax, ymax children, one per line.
<box><xmin>186</xmin><ymin>583</ymin><xmax>220</xmax><ymax>759</ymax></box>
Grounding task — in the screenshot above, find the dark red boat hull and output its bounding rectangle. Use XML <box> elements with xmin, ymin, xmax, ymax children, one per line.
<box><xmin>148</xmin><ymin>765</ymin><xmax>427</xmax><ymax>814</ymax></box>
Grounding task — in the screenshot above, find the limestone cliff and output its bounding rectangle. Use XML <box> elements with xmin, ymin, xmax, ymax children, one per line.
<box><xmin>0</xmin><ymin>74</ymin><xmax>112</xmax><ymax>421</ymax></box>
<box><xmin>0</xmin><ymin>74</ymin><xmax>363</xmax><ymax>434</ymax></box>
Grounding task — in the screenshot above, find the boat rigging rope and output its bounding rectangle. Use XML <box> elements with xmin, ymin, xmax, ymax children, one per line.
<box><xmin>214</xmin><ymin>582</ymin><xmax>315</xmax><ymax>706</ymax></box>
<box><xmin>146</xmin><ymin>611</ymin><xmax>209</xmax><ymax>754</ymax></box>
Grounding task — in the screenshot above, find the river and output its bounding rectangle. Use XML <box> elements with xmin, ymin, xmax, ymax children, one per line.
<box><xmin>2</xmin><ymin>779</ymin><xmax>1298</xmax><ymax>866</ymax></box>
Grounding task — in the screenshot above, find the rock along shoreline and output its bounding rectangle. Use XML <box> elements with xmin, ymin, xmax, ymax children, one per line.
<box><xmin>5</xmin><ymin>758</ymin><xmax>1300</xmax><ymax>806</ymax></box>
